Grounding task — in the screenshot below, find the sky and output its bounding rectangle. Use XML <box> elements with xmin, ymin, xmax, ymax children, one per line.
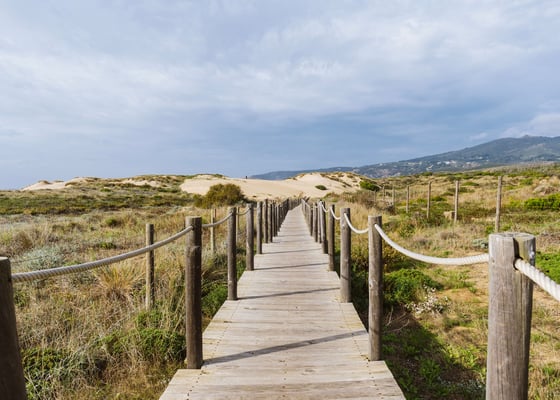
<box><xmin>1</xmin><ymin>0</ymin><xmax>560</xmax><ymax>189</ymax></box>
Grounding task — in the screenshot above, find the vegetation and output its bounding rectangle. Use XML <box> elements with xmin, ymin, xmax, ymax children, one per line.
<box><xmin>2</xmin><ymin>165</ymin><xmax>560</xmax><ymax>398</ymax></box>
<box><xmin>0</xmin><ymin>176</ymin><xmax>249</xmax><ymax>399</ymax></box>
<box><xmin>194</xmin><ymin>183</ymin><xmax>246</xmax><ymax>208</ymax></box>
<box><xmin>330</xmin><ymin>164</ymin><xmax>560</xmax><ymax>399</ymax></box>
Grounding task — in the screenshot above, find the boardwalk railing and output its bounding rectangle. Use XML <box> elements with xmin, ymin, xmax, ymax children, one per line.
<box><xmin>0</xmin><ymin>198</ymin><xmax>297</xmax><ymax>399</ymax></box>
<box><xmin>301</xmin><ymin>199</ymin><xmax>560</xmax><ymax>400</ymax></box>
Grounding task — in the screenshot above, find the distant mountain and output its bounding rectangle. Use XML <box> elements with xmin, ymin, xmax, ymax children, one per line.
<box><xmin>251</xmin><ymin>136</ymin><xmax>560</xmax><ymax>180</ymax></box>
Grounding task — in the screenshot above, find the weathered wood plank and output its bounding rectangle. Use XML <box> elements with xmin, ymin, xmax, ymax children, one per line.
<box><xmin>159</xmin><ymin>206</ymin><xmax>404</xmax><ymax>399</ymax></box>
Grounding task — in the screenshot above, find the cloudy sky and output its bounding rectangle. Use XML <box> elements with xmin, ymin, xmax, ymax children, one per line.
<box><xmin>1</xmin><ymin>1</ymin><xmax>559</xmax><ymax>189</ymax></box>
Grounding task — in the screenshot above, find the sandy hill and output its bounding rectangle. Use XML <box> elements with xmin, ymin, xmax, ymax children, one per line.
<box><xmin>20</xmin><ymin>172</ymin><xmax>363</xmax><ymax>200</ymax></box>
<box><xmin>180</xmin><ymin>172</ymin><xmax>362</xmax><ymax>200</ymax></box>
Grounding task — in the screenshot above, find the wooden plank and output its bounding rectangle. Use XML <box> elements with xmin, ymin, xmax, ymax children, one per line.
<box><xmin>159</xmin><ymin>206</ymin><xmax>404</xmax><ymax>399</ymax></box>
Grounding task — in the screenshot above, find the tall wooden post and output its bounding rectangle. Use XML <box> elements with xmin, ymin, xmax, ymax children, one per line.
<box><xmin>268</xmin><ymin>202</ymin><xmax>274</xmax><ymax>243</ymax></box>
<box><xmin>495</xmin><ymin>176</ymin><xmax>503</xmax><ymax>232</ymax></box>
<box><xmin>426</xmin><ymin>181</ymin><xmax>432</xmax><ymax>219</ymax></box>
<box><xmin>311</xmin><ymin>205</ymin><xmax>317</xmax><ymax>240</ymax></box>
<box><xmin>256</xmin><ymin>201</ymin><xmax>263</xmax><ymax>255</ymax></box>
<box><xmin>320</xmin><ymin>202</ymin><xmax>328</xmax><ymax>254</ymax></box>
<box><xmin>185</xmin><ymin>217</ymin><xmax>202</xmax><ymax>369</ymax></box>
<box><xmin>227</xmin><ymin>207</ymin><xmax>238</xmax><ymax>301</ymax></box>
<box><xmin>406</xmin><ymin>186</ymin><xmax>410</xmax><ymax>214</ymax></box>
<box><xmin>454</xmin><ymin>180</ymin><xmax>459</xmax><ymax>224</ymax></box>
<box><xmin>246</xmin><ymin>204</ymin><xmax>254</xmax><ymax>271</ymax></box>
<box><xmin>263</xmin><ymin>200</ymin><xmax>269</xmax><ymax>243</ymax></box>
<box><xmin>0</xmin><ymin>258</ymin><xmax>27</xmax><ymax>399</ymax></box>
<box><xmin>368</xmin><ymin>216</ymin><xmax>383</xmax><ymax>361</ymax></box>
<box><xmin>486</xmin><ymin>233</ymin><xmax>534</xmax><ymax>400</ymax></box>
<box><xmin>340</xmin><ymin>208</ymin><xmax>351</xmax><ymax>303</ymax></box>
<box><xmin>210</xmin><ymin>209</ymin><xmax>216</xmax><ymax>253</ymax></box>
<box><xmin>145</xmin><ymin>223</ymin><xmax>155</xmax><ymax>310</ymax></box>
<box><xmin>328</xmin><ymin>205</ymin><xmax>335</xmax><ymax>271</ymax></box>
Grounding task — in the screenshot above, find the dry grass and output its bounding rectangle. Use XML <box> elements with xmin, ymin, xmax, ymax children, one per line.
<box><xmin>1</xmin><ymin>201</ymin><xmax>240</xmax><ymax>399</ymax></box>
<box><xmin>325</xmin><ymin>165</ymin><xmax>560</xmax><ymax>398</ymax></box>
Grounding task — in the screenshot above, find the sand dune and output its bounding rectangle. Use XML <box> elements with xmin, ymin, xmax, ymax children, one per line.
<box><xmin>21</xmin><ymin>172</ymin><xmax>362</xmax><ymax>200</ymax></box>
<box><xmin>180</xmin><ymin>173</ymin><xmax>361</xmax><ymax>200</ymax></box>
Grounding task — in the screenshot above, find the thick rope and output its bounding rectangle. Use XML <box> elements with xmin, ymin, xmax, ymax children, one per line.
<box><xmin>202</xmin><ymin>212</ymin><xmax>233</xmax><ymax>228</ymax></box>
<box><xmin>515</xmin><ymin>259</ymin><xmax>560</xmax><ymax>302</ymax></box>
<box><xmin>374</xmin><ymin>224</ymin><xmax>489</xmax><ymax>266</ymax></box>
<box><xmin>237</xmin><ymin>207</ymin><xmax>250</xmax><ymax>216</ymax></box>
<box><xmin>343</xmin><ymin>213</ymin><xmax>369</xmax><ymax>235</ymax></box>
<box><xmin>330</xmin><ymin>207</ymin><xmax>341</xmax><ymax>221</ymax></box>
<box><xmin>319</xmin><ymin>202</ymin><xmax>328</xmax><ymax>213</ymax></box>
<box><xmin>12</xmin><ymin>226</ymin><xmax>194</xmax><ymax>283</ymax></box>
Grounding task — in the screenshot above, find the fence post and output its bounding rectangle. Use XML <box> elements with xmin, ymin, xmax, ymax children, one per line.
<box><xmin>256</xmin><ymin>201</ymin><xmax>263</xmax><ymax>255</ymax></box>
<box><xmin>185</xmin><ymin>217</ymin><xmax>202</xmax><ymax>369</ymax></box>
<box><xmin>328</xmin><ymin>205</ymin><xmax>335</xmax><ymax>271</ymax></box>
<box><xmin>406</xmin><ymin>185</ymin><xmax>410</xmax><ymax>214</ymax></box>
<box><xmin>311</xmin><ymin>205</ymin><xmax>317</xmax><ymax>240</ymax></box>
<box><xmin>495</xmin><ymin>176</ymin><xmax>503</xmax><ymax>232</ymax></box>
<box><xmin>263</xmin><ymin>199</ymin><xmax>269</xmax><ymax>243</ymax></box>
<box><xmin>486</xmin><ymin>233</ymin><xmax>534</xmax><ymax>400</ymax></box>
<box><xmin>340</xmin><ymin>208</ymin><xmax>351</xmax><ymax>303</ymax></box>
<box><xmin>454</xmin><ymin>180</ymin><xmax>459</xmax><ymax>224</ymax></box>
<box><xmin>210</xmin><ymin>209</ymin><xmax>216</xmax><ymax>253</ymax></box>
<box><xmin>426</xmin><ymin>181</ymin><xmax>432</xmax><ymax>219</ymax></box>
<box><xmin>228</xmin><ymin>207</ymin><xmax>238</xmax><ymax>301</ymax></box>
<box><xmin>145</xmin><ymin>223</ymin><xmax>155</xmax><ymax>310</ymax></box>
<box><xmin>320</xmin><ymin>202</ymin><xmax>327</xmax><ymax>254</ymax></box>
<box><xmin>246</xmin><ymin>204</ymin><xmax>254</xmax><ymax>271</ymax></box>
<box><xmin>368</xmin><ymin>216</ymin><xmax>383</xmax><ymax>361</ymax></box>
<box><xmin>0</xmin><ymin>258</ymin><xmax>27</xmax><ymax>400</ymax></box>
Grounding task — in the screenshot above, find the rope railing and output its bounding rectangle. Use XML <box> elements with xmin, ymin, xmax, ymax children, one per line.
<box><xmin>515</xmin><ymin>259</ymin><xmax>560</xmax><ymax>302</ymax></box>
<box><xmin>374</xmin><ymin>224</ymin><xmax>489</xmax><ymax>266</ymax></box>
<box><xmin>343</xmin><ymin>213</ymin><xmax>368</xmax><ymax>235</ymax></box>
<box><xmin>12</xmin><ymin>226</ymin><xmax>195</xmax><ymax>283</ymax></box>
<box><xmin>202</xmin><ymin>211</ymin><xmax>233</xmax><ymax>228</ymax></box>
<box><xmin>330</xmin><ymin>207</ymin><xmax>341</xmax><ymax>221</ymax></box>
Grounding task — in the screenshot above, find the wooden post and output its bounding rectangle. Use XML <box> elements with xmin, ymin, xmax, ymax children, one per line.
<box><xmin>495</xmin><ymin>176</ymin><xmax>503</xmax><ymax>232</ymax></box>
<box><xmin>311</xmin><ymin>205</ymin><xmax>317</xmax><ymax>241</ymax></box>
<box><xmin>486</xmin><ymin>233</ymin><xmax>534</xmax><ymax>400</ymax></box>
<box><xmin>368</xmin><ymin>216</ymin><xmax>383</xmax><ymax>361</ymax></box>
<box><xmin>454</xmin><ymin>180</ymin><xmax>459</xmax><ymax>224</ymax></box>
<box><xmin>0</xmin><ymin>258</ymin><xmax>27</xmax><ymax>399</ymax></box>
<box><xmin>185</xmin><ymin>217</ymin><xmax>202</xmax><ymax>369</ymax></box>
<box><xmin>246</xmin><ymin>204</ymin><xmax>254</xmax><ymax>271</ymax></box>
<box><xmin>145</xmin><ymin>223</ymin><xmax>155</xmax><ymax>310</ymax></box>
<box><xmin>268</xmin><ymin>202</ymin><xmax>273</xmax><ymax>243</ymax></box>
<box><xmin>227</xmin><ymin>207</ymin><xmax>238</xmax><ymax>301</ymax></box>
<box><xmin>256</xmin><ymin>201</ymin><xmax>263</xmax><ymax>255</ymax></box>
<box><xmin>210</xmin><ymin>209</ymin><xmax>216</xmax><ymax>253</ymax></box>
<box><xmin>426</xmin><ymin>181</ymin><xmax>432</xmax><ymax>219</ymax></box>
<box><xmin>406</xmin><ymin>185</ymin><xmax>410</xmax><ymax>214</ymax></box>
<box><xmin>392</xmin><ymin>187</ymin><xmax>395</xmax><ymax>207</ymax></box>
<box><xmin>340</xmin><ymin>208</ymin><xmax>351</xmax><ymax>303</ymax></box>
<box><xmin>328</xmin><ymin>205</ymin><xmax>335</xmax><ymax>271</ymax></box>
<box><xmin>263</xmin><ymin>200</ymin><xmax>269</xmax><ymax>243</ymax></box>
<box><xmin>320</xmin><ymin>202</ymin><xmax>328</xmax><ymax>254</ymax></box>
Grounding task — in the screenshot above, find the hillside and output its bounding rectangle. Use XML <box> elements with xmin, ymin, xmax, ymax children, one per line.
<box><xmin>252</xmin><ymin>136</ymin><xmax>560</xmax><ymax>180</ymax></box>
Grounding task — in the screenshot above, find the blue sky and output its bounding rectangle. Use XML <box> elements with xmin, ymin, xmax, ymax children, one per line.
<box><xmin>1</xmin><ymin>1</ymin><xmax>559</xmax><ymax>189</ymax></box>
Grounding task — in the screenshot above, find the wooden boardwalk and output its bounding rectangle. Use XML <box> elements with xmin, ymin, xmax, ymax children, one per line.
<box><xmin>159</xmin><ymin>206</ymin><xmax>404</xmax><ymax>399</ymax></box>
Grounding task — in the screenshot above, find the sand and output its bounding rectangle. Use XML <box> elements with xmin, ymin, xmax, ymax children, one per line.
<box><xmin>21</xmin><ymin>172</ymin><xmax>362</xmax><ymax>200</ymax></box>
<box><xmin>179</xmin><ymin>173</ymin><xmax>361</xmax><ymax>200</ymax></box>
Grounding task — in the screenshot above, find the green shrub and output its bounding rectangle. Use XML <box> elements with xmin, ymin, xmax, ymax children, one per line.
<box><xmin>384</xmin><ymin>269</ymin><xmax>442</xmax><ymax>307</ymax></box>
<box><xmin>195</xmin><ymin>184</ymin><xmax>246</xmax><ymax>208</ymax></box>
<box><xmin>359</xmin><ymin>179</ymin><xmax>379</xmax><ymax>191</ymax></box>
<box><xmin>525</xmin><ymin>194</ymin><xmax>560</xmax><ymax>210</ymax></box>
<box><xmin>315</xmin><ymin>185</ymin><xmax>327</xmax><ymax>191</ymax></box>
